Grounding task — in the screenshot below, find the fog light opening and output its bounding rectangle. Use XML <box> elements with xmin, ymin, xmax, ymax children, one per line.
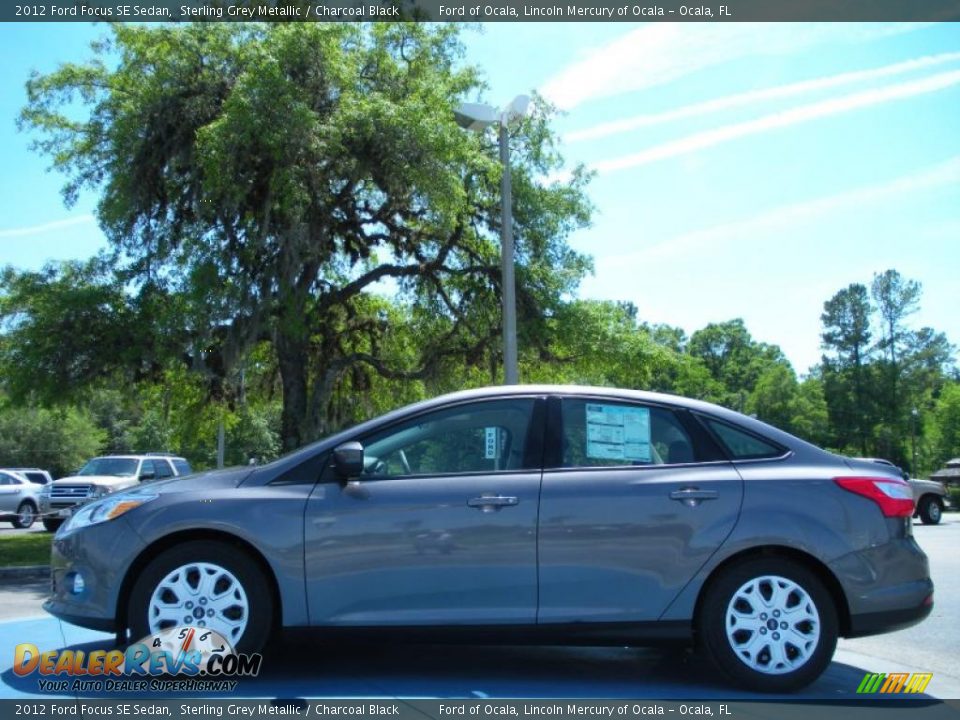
<box><xmin>70</xmin><ymin>572</ymin><xmax>86</xmax><ymax>595</ymax></box>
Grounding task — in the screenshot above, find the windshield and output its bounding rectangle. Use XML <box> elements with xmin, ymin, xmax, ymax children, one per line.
<box><xmin>77</xmin><ymin>458</ymin><xmax>138</xmax><ymax>477</ymax></box>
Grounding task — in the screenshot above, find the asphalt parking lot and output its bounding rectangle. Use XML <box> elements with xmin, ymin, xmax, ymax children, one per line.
<box><xmin>0</xmin><ymin>516</ymin><xmax>957</xmax><ymax>701</ymax></box>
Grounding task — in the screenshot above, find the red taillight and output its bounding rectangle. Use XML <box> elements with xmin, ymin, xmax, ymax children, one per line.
<box><xmin>835</xmin><ymin>476</ymin><xmax>915</xmax><ymax>518</ymax></box>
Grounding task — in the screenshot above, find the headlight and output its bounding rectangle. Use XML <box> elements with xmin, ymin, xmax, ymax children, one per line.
<box><xmin>60</xmin><ymin>492</ymin><xmax>158</xmax><ymax>534</ymax></box>
<box><xmin>89</xmin><ymin>485</ymin><xmax>110</xmax><ymax>498</ymax></box>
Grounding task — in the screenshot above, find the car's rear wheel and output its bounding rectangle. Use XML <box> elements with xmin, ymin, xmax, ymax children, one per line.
<box><xmin>42</xmin><ymin>518</ymin><xmax>62</xmax><ymax>533</ymax></box>
<box><xmin>127</xmin><ymin>541</ymin><xmax>273</xmax><ymax>654</ymax></box>
<box><xmin>918</xmin><ymin>496</ymin><xmax>943</xmax><ymax>525</ymax></box>
<box><xmin>698</xmin><ymin>557</ymin><xmax>838</xmax><ymax>692</ymax></box>
<box><xmin>13</xmin><ymin>502</ymin><xmax>37</xmax><ymax>529</ymax></box>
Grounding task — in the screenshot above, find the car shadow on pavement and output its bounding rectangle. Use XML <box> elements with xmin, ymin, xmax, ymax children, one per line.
<box><xmin>0</xmin><ymin>634</ymin><xmax>944</xmax><ymax>703</ymax></box>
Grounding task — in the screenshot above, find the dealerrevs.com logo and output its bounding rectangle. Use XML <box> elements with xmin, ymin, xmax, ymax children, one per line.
<box><xmin>13</xmin><ymin>627</ymin><xmax>262</xmax><ymax>693</ymax></box>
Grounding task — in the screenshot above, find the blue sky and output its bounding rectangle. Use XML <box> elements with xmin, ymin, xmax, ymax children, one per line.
<box><xmin>1</xmin><ymin>22</ymin><xmax>958</xmax><ymax>374</ymax></box>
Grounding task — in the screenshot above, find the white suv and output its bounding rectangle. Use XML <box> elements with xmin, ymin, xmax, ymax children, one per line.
<box><xmin>38</xmin><ymin>454</ymin><xmax>192</xmax><ymax>532</ymax></box>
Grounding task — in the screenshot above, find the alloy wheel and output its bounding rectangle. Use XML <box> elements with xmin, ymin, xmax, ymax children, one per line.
<box><xmin>724</xmin><ymin>574</ymin><xmax>820</xmax><ymax>675</ymax></box>
<box><xmin>147</xmin><ymin>562</ymin><xmax>249</xmax><ymax>645</ymax></box>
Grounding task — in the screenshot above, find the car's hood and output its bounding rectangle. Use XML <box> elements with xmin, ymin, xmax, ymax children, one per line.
<box><xmin>138</xmin><ymin>466</ymin><xmax>254</xmax><ymax>494</ymax></box>
<box><xmin>50</xmin><ymin>475</ymin><xmax>134</xmax><ymax>486</ymax></box>
<box><xmin>910</xmin><ymin>477</ymin><xmax>947</xmax><ymax>493</ymax></box>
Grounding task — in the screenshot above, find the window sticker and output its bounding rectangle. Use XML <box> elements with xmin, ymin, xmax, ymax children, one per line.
<box><xmin>485</xmin><ymin>427</ymin><xmax>500</xmax><ymax>460</ymax></box>
<box><xmin>585</xmin><ymin>404</ymin><xmax>651</xmax><ymax>462</ymax></box>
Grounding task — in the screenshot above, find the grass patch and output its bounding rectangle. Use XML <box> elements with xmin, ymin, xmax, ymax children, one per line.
<box><xmin>0</xmin><ymin>533</ymin><xmax>53</xmax><ymax>567</ymax></box>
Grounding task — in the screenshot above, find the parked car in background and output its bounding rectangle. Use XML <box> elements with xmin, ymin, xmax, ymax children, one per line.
<box><xmin>45</xmin><ymin>386</ymin><xmax>932</xmax><ymax>692</ymax></box>
<box><xmin>0</xmin><ymin>469</ymin><xmax>44</xmax><ymax>528</ymax></box>
<box><xmin>1</xmin><ymin>468</ymin><xmax>53</xmax><ymax>486</ymax></box>
<box><xmin>38</xmin><ymin>454</ymin><xmax>192</xmax><ymax>532</ymax></box>
<box><xmin>854</xmin><ymin>457</ymin><xmax>948</xmax><ymax>525</ymax></box>
<box><xmin>909</xmin><ymin>477</ymin><xmax>948</xmax><ymax>525</ymax></box>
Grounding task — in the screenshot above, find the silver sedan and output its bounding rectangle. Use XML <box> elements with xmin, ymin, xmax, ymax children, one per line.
<box><xmin>0</xmin><ymin>469</ymin><xmax>43</xmax><ymax>528</ymax></box>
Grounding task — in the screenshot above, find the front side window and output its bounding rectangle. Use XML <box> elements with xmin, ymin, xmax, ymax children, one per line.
<box><xmin>360</xmin><ymin>398</ymin><xmax>537</xmax><ymax>478</ymax></box>
<box><xmin>561</xmin><ymin>398</ymin><xmax>700</xmax><ymax>468</ymax></box>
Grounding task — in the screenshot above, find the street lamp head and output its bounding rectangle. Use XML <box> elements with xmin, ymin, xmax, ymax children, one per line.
<box><xmin>453</xmin><ymin>102</ymin><xmax>498</xmax><ymax>132</ymax></box>
<box><xmin>455</xmin><ymin>95</ymin><xmax>531</xmax><ymax>132</ymax></box>
<box><xmin>502</xmin><ymin>94</ymin><xmax>531</xmax><ymax>122</ymax></box>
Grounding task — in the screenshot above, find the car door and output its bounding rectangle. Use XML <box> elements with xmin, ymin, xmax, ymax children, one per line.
<box><xmin>304</xmin><ymin>396</ymin><xmax>545</xmax><ymax>626</ymax></box>
<box><xmin>0</xmin><ymin>472</ymin><xmax>18</xmax><ymax>513</ymax></box>
<box><xmin>537</xmin><ymin>395</ymin><xmax>743</xmax><ymax>624</ymax></box>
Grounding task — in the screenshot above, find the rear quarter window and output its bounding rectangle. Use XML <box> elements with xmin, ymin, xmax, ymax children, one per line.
<box><xmin>701</xmin><ymin>417</ymin><xmax>786</xmax><ymax>460</ymax></box>
<box><xmin>173</xmin><ymin>459</ymin><xmax>193</xmax><ymax>475</ymax></box>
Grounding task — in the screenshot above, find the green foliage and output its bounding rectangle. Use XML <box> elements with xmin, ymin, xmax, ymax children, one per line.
<box><xmin>0</xmin><ymin>259</ymin><xmax>134</xmax><ymax>404</ymax></box>
<box><xmin>0</xmin><ymin>404</ymin><xmax>105</xmax><ymax>478</ymax></box>
<box><xmin>20</xmin><ymin>23</ymin><xmax>592</xmax><ymax>451</ymax></box>
<box><xmin>931</xmin><ymin>383</ymin><xmax>960</xmax><ymax>468</ymax></box>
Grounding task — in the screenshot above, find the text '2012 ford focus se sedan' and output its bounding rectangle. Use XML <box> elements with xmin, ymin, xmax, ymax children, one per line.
<box><xmin>45</xmin><ymin>385</ymin><xmax>932</xmax><ymax>692</ymax></box>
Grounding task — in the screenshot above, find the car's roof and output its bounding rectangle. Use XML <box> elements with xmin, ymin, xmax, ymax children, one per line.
<box><xmin>255</xmin><ymin>384</ymin><xmax>832</xmax><ymax>483</ymax></box>
<box><xmin>92</xmin><ymin>454</ymin><xmax>186</xmax><ymax>460</ymax></box>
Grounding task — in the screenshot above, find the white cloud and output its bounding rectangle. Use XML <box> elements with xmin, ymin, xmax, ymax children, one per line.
<box><xmin>0</xmin><ymin>215</ymin><xmax>96</xmax><ymax>239</ymax></box>
<box><xmin>590</xmin><ymin>69</ymin><xmax>960</xmax><ymax>174</ymax></box>
<box><xmin>566</xmin><ymin>51</ymin><xmax>960</xmax><ymax>143</ymax></box>
<box><xmin>541</xmin><ymin>22</ymin><xmax>934</xmax><ymax>111</ymax></box>
<box><xmin>602</xmin><ymin>156</ymin><xmax>960</xmax><ymax>264</ymax></box>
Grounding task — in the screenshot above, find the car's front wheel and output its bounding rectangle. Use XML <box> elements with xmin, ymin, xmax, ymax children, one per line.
<box><xmin>698</xmin><ymin>557</ymin><xmax>838</xmax><ymax>692</ymax></box>
<box><xmin>13</xmin><ymin>502</ymin><xmax>37</xmax><ymax>529</ymax></box>
<box><xmin>127</xmin><ymin>541</ymin><xmax>273</xmax><ymax>654</ymax></box>
<box><xmin>917</xmin><ymin>496</ymin><xmax>943</xmax><ymax>525</ymax></box>
<box><xmin>42</xmin><ymin>518</ymin><xmax>62</xmax><ymax>533</ymax></box>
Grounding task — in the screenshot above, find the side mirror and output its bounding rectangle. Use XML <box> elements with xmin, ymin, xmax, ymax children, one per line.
<box><xmin>333</xmin><ymin>442</ymin><xmax>364</xmax><ymax>479</ymax></box>
<box><xmin>139</xmin><ymin>471</ymin><xmax>156</xmax><ymax>481</ymax></box>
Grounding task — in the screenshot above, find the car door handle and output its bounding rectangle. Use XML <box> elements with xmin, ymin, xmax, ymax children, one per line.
<box><xmin>468</xmin><ymin>495</ymin><xmax>519</xmax><ymax>512</ymax></box>
<box><xmin>669</xmin><ymin>488</ymin><xmax>718</xmax><ymax>506</ymax></box>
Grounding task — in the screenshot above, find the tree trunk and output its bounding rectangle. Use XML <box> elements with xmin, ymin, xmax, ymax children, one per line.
<box><xmin>276</xmin><ymin>334</ymin><xmax>309</xmax><ymax>452</ymax></box>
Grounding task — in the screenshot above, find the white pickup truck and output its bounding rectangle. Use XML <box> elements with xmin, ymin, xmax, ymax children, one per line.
<box><xmin>38</xmin><ymin>454</ymin><xmax>192</xmax><ymax>532</ymax></box>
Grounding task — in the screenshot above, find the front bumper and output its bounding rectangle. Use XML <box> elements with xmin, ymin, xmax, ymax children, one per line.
<box><xmin>44</xmin><ymin>516</ymin><xmax>143</xmax><ymax>633</ymax></box>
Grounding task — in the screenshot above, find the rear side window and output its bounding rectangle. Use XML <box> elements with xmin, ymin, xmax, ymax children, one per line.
<box><xmin>561</xmin><ymin>399</ymin><xmax>706</xmax><ymax>468</ymax></box>
<box><xmin>23</xmin><ymin>472</ymin><xmax>48</xmax><ymax>485</ymax></box>
<box><xmin>154</xmin><ymin>460</ymin><xmax>174</xmax><ymax>479</ymax></box>
<box><xmin>173</xmin><ymin>459</ymin><xmax>193</xmax><ymax>475</ymax></box>
<box><xmin>702</xmin><ymin>418</ymin><xmax>785</xmax><ymax>460</ymax></box>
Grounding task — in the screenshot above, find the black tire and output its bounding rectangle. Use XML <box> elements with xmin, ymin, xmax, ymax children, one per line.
<box><xmin>12</xmin><ymin>502</ymin><xmax>37</xmax><ymax>529</ymax></box>
<box><xmin>127</xmin><ymin>540</ymin><xmax>274</xmax><ymax>655</ymax></box>
<box><xmin>918</xmin><ymin>496</ymin><xmax>943</xmax><ymax>525</ymax></box>
<box><xmin>42</xmin><ymin>518</ymin><xmax>63</xmax><ymax>533</ymax></box>
<box><xmin>697</xmin><ymin>557</ymin><xmax>838</xmax><ymax>693</ymax></box>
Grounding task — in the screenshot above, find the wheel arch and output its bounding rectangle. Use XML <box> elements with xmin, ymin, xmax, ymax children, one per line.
<box><xmin>115</xmin><ymin>529</ymin><xmax>282</xmax><ymax>636</ymax></box>
<box><xmin>693</xmin><ymin>545</ymin><xmax>852</xmax><ymax>638</ymax></box>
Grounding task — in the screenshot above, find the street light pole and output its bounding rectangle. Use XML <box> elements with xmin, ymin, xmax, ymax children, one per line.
<box><xmin>498</xmin><ymin>121</ymin><xmax>518</xmax><ymax>385</ymax></box>
<box><xmin>454</xmin><ymin>95</ymin><xmax>529</xmax><ymax>386</ymax></box>
<box><xmin>911</xmin><ymin>407</ymin><xmax>919</xmax><ymax>476</ymax></box>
